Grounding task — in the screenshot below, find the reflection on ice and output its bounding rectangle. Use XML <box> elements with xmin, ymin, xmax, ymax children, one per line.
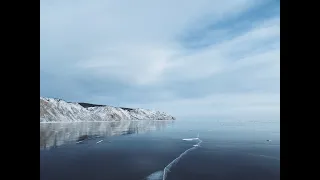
<box><xmin>40</xmin><ymin>120</ymin><xmax>173</xmax><ymax>149</ymax></box>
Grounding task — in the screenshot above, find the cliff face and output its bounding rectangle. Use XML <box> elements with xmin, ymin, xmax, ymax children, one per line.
<box><xmin>40</xmin><ymin>97</ymin><xmax>175</xmax><ymax>122</ymax></box>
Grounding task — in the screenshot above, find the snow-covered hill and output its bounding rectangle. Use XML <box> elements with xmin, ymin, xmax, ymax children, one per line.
<box><xmin>40</xmin><ymin>97</ymin><xmax>175</xmax><ymax>122</ymax></box>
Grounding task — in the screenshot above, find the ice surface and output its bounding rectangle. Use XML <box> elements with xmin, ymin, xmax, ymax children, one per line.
<box><xmin>247</xmin><ymin>153</ymin><xmax>280</xmax><ymax>160</ymax></box>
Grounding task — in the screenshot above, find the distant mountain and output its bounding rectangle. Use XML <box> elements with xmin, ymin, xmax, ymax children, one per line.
<box><xmin>40</xmin><ymin>97</ymin><xmax>175</xmax><ymax>122</ymax></box>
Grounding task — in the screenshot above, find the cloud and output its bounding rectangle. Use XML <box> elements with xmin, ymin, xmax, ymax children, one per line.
<box><xmin>76</xmin><ymin>45</ymin><xmax>176</xmax><ymax>85</ymax></box>
<box><xmin>40</xmin><ymin>0</ymin><xmax>280</xmax><ymax>120</ymax></box>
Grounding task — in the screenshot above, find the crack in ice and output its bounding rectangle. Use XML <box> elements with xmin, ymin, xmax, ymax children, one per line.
<box><xmin>247</xmin><ymin>153</ymin><xmax>280</xmax><ymax>161</ymax></box>
<box><xmin>145</xmin><ymin>134</ymin><xmax>202</xmax><ymax>180</ymax></box>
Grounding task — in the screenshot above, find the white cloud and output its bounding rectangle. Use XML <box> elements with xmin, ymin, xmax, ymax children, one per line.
<box><xmin>160</xmin><ymin>16</ymin><xmax>280</xmax><ymax>83</ymax></box>
<box><xmin>76</xmin><ymin>45</ymin><xmax>177</xmax><ymax>85</ymax></box>
<box><xmin>75</xmin><ymin>16</ymin><xmax>279</xmax><ymax>85</ymax></box>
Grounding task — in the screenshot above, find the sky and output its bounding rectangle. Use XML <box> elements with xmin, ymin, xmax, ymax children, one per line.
<box><xmin>40</xmin><ymin>0</ymin><xmax>280</xmax><ymax>121</ymax></box>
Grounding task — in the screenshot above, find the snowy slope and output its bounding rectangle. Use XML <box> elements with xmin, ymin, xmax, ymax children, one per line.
<box><xmin>40</xmin><ymin>97</ymin><xmax>175</xmax><ymax>122</ymax></box>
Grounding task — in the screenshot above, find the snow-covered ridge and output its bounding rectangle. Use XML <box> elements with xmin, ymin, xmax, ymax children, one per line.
<box><xmin>40</xmin><ymin>97</ymin><xmax>175</xmax><ymax>122</ymax></box>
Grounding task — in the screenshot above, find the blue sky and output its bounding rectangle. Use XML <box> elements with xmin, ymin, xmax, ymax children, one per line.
<box><xmin>40</xmin><ymin>0</ymin><xmax>280</xmax><ymax>120</ymax></box>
